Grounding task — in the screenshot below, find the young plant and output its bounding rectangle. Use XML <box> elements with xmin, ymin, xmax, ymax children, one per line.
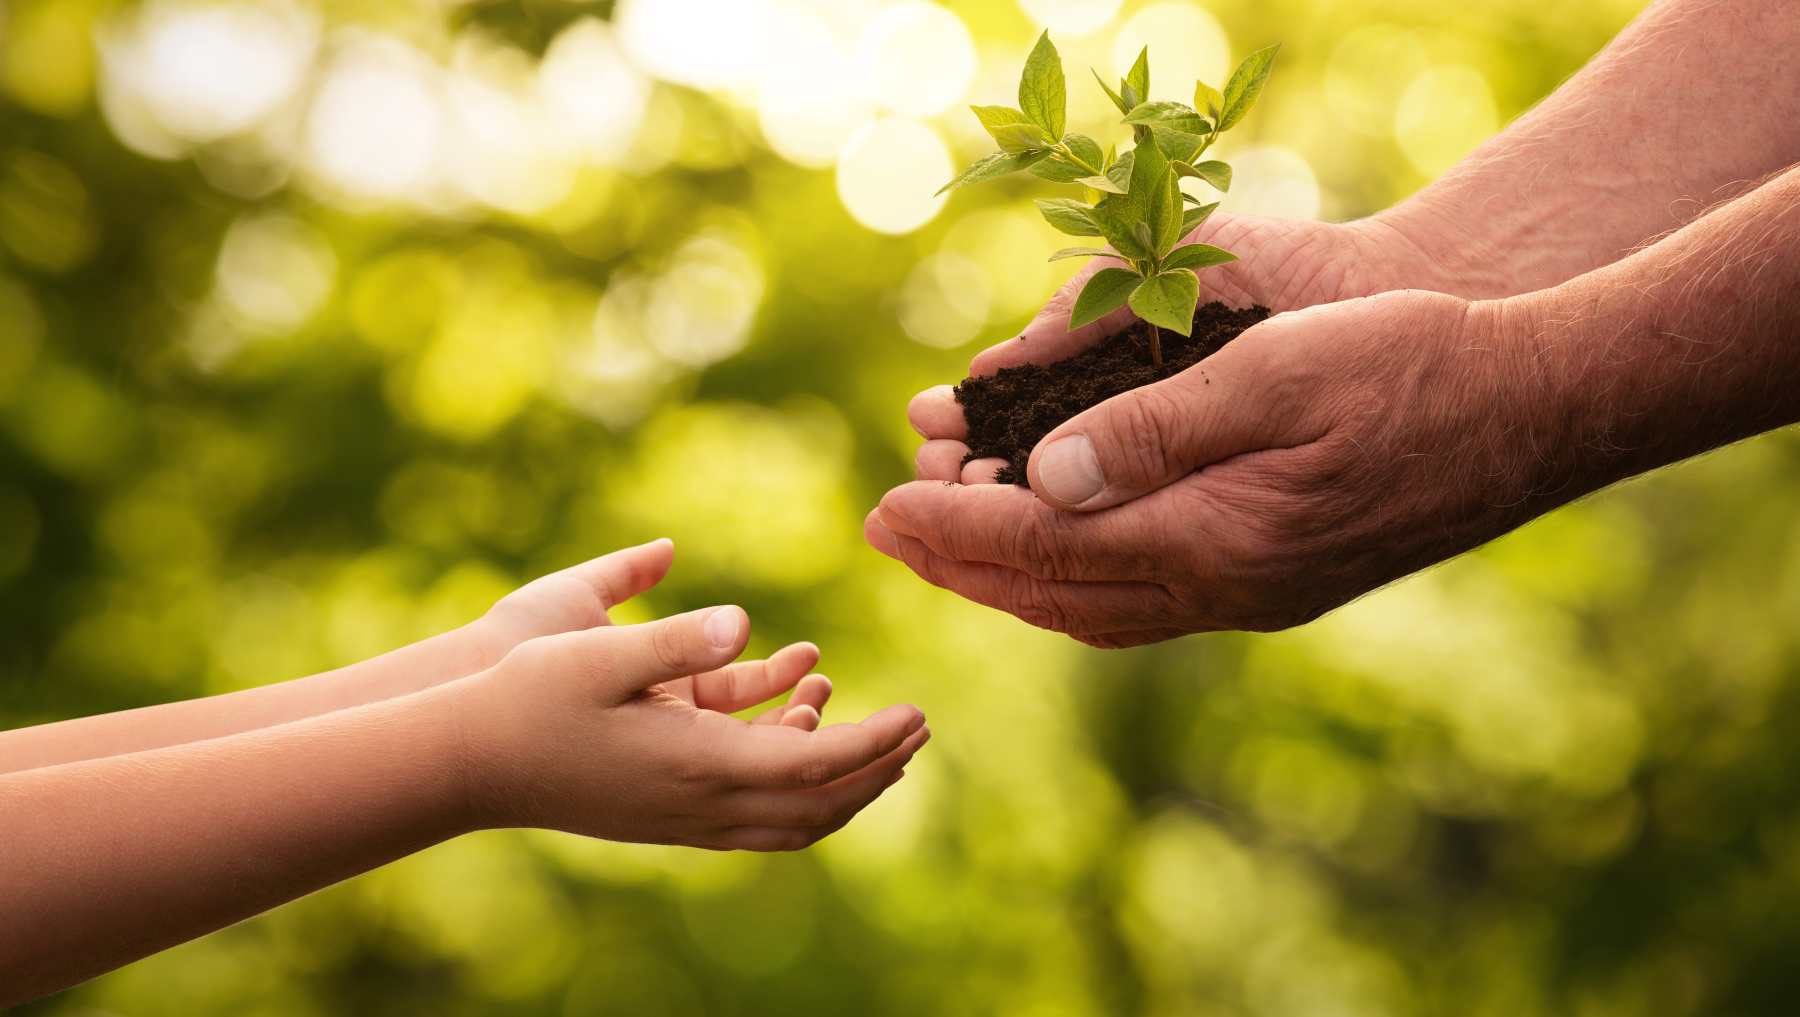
<box><xmin>939</xmin><ymin>34</ymin><xmax>1279</xmax><ymax>370</ymax></box>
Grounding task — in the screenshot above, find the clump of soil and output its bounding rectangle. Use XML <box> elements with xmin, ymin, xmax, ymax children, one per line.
<box><xmin>956</xmin><ymin>301</ymin><xmax>1271</xmax><ymax>485</ymax></box>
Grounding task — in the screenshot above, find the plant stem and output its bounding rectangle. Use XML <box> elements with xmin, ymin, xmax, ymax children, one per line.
<box><xmin>1150</xmin><ymin>325</ymin><xmax>1164</xmax><ymax>371</ymax></box>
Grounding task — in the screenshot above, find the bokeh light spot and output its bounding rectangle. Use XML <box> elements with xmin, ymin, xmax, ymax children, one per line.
<box><xmin>898</xmin><ymin>251</ymin><xmax>990</xmax><ymax>349</ymax></box>
<box><xmin>301</xmin><ymin>34</ymin><xmax>444</xmax><ymax>206</ymax></box>
<box><xmin>537</xmin><ymin>18</ymin><xmax>649</xmax><ymax>166</ymax></box>
<box><xmin>97</xmin><ymin>0</ymin><xmax>318</xmax><ymax>145</ymax></box>
<box><xmin>1323</xmin><ymin>25</ymin><xmax>1428</xmax><ymax>136</ymax></box>
<box><xmin>835</xmin><ymin>117</ymin><xmax>951</xmax><ymax>234</ymax></box>
<box><xmin>1111</xmin><ymin>3</ymin><xmax>1229</xmax><ymax>98</ymax></box>
<box><xmin>1395</xmin><ymin>65</ymin><xmax>1498</xmax><ymax>178</ymax></box>
<box><xmin>1018</xmin><ymin>0</ymin><xmax>1122</xmax><ymax>38</ymax></box>
<box><xmin>856</xmin><ymin>2</ymin><xmax>976</xmax><ymax>117</ymax></box>
<box><xmin>214</xmin><ymin>213</ymin><xmax>336</xmax><ymax>332</ymax></box>
<box><xmin>1217</xmin><ymin>144</ymin><xmax>1320</xmax><ymax>220</ymax></box>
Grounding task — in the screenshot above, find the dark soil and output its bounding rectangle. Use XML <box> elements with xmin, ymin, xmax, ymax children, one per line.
<box><xmin>956</xmin><ymin>301</ymin><xmax>1271</xmax><ymax>485</ymax></box>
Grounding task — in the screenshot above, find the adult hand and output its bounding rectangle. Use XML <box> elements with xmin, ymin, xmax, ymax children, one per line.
<box><xmin>870</xmin><ymin>289</ymin><xmax>1555</xmax><ymax>646</ymax></box>
<box><xmin>908</xmin><ymin>213</ymin><xmax>1444</xmax><ymax>483</ymax></box>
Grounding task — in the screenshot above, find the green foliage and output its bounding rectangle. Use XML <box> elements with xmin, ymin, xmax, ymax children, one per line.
<box><xmin>1070</xmin><ymin>266</ymin><xmax>1143</xmax><ymax>327</ymax></box>
<box><xmin>940</xmin><ymin>35</ymin><xmax>1281</xmax><ymax>347</ymax></box>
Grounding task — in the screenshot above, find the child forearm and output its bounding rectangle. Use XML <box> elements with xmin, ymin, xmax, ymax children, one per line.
<box><xmin>0</xmin><ymin>681</ymin><xmax>474</xmax><ymax>1005</ymax></box>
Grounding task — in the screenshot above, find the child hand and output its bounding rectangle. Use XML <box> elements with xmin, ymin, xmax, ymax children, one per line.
<box><xmin>456</xmin><ymin>606</ymin><xmax>928</xmax><ymax>851</ymax></box>
<box><xmin>662</xmin><ymin>641</ymin><xmax>835</xmax><ymax>732</ymax></box>
<box><xmin>470</xmin><ymin>538</ymin><xmax>678</xmax><ymax>664</ymax></box>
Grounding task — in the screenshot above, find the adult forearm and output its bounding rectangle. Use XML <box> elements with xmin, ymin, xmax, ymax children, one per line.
<box><xmin>0</xmin><ymin>680</ymin><xmax>473</xmax><ymax>1005</ymax></box>
<box><xmin>0</xmin><ymin>620</ymin><xmax>494</xmax><ymax>775</ymax></box>
<box><xmin>1503</xmin><ymin>163</ymin><xmax>1800</xmax><ymax>501</ymax></box>
<box><xmin>1375</xmin><ymin>0</ymin><xmax>1800</xmax><ymax>298</ymax></box>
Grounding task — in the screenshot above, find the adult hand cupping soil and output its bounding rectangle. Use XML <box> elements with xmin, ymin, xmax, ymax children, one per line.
<box><xmin>907</xmin><ymin>213</ymin><xmax>1434</xmax><ymax>486</ymax></box>
<box><xmin>870</xmin><ymin>166</ymin><xmax>1800</xmax><ymax>646</ymax></box>
<box><xmin>871</xmin><ymin>288</ymin><xmax>1529</xmax><ymax>646</ymax></box>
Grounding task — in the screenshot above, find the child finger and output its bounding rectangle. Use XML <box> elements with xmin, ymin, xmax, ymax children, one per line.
<box><xmin>687</xmin><ymin>641</ymin><xmax>820</xmax><ymax>713</ymax></box>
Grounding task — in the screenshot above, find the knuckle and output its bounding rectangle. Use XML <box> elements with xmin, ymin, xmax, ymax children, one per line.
<box><xmin>1107</xmin><ymin>387</ymin><xmax>1191</xmax><ymax>481</ymax></box>
<box><xmin>650</xmin><ymin>617</ymin><xmax>692</xmax><ymax>673</ymax></box>
<box><xmin>1002</xmin><ymin>512</ymin><xmax>1067</xmax><ymax>580</ymax></box>
<box><xmin>793</xmin><ymin>757</ymin><xmax>835</xmax><ymax>789</ymax></box>
<box><xmin>1005</xmin><ymin>571</ymin><xmax>1072</xmax><ymax>633</ymax></box>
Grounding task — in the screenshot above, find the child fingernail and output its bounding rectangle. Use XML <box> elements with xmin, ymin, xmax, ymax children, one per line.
<box><xmin>705</xmin><ymin>607</ymin><xmax>743</xmax><ymax>648</ymax></box>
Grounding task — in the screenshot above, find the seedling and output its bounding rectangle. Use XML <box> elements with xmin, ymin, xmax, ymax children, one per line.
<box><xmin>939</xmin><ymin>34</ymin><xmax>1279</xmax><ymax>370</ymax></box>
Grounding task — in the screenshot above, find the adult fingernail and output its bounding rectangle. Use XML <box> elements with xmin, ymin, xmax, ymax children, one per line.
<box><xmin>705</xmin><ymin>606</ymin><xmax>744</xmax><ymax>648</ymax></box>
<box><xmin>1036</xmin><ymin>435</ymin><xmax>1103</xmax><ymax>505</ymax></box>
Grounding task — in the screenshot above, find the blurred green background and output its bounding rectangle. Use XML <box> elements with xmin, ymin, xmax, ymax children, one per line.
<box><xmin>7</xmin><ymin>0</ymin><xmax>1800</xmax><ymax>1014</ymax></box>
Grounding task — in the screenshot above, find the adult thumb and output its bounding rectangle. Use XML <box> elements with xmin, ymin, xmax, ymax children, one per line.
<box><xmin>1023</xmin><ymin>342</ymin><xmax>1292</xmax><ymax>511</ymax></box>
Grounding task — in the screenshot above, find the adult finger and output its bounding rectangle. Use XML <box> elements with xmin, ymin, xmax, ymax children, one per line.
<box><xmin>874</xmin><ymin>481</ymin><xmax>1160</xmax><ymax>582</ymax></box>
<box><xmin>908</xmin><ymin>385</ymin><xmax>967</xmax><ymax>441</ymax></box>
<box><xmin>879</xmin><ymin>529</ymin><xmax>1178</xmax><ymax>636</ymax></box>
<box><xmin>960</xmin><ymin>458</ymin><xmax>1007</xmax><ymax>485</ymax></box>
<box><xmin>916</xmin><ymin>439</ymin><xmax>970</xmax><ymax>482</ymax></box>
<box><xmin>1024</xmin><ymin>330</ymin><xmax>1320</xmax><ymax>511</ymax></box>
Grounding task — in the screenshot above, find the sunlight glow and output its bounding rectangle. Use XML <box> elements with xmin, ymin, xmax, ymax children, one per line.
<box><xmin>836</xmin><ymin>117</ymin><xmax>951</xmax><ymax>234</ymax></box>
<box><xmin>856</xmin><ymin>2</ymin><xmax>976</xmax><ymax>117</ymax></box>
<box><xmin>97</xmin><ymin>0</ymin><xmax>318</xmax><ymax>147</ymax></box>
<box><xmin>753</xmin><ymin>4</ymin><xmax>870</xmax><ymax>168</ymax></box>
<box><xmin>1395</xmin><ymin>65</ymin><xmax>1498</xmax><ymax>178</ymax></box>
<box><xmin>898</xmin><ymin>252</ymin><xmax>990</xmax><ymax>349</ymax></box>
<box><xmin>214</xmin><ymin>213</ymin><xmax>336</xmax><ymax>332</ymax></box>
<box><xmin>301</xmin><ymin>34</ymin><xmax>444</xmax><ymax>207</ymax></box>
<box><xmin>536</xmin><ymin>18</ymin><xmax>649</xmax><ymax>166</ymax></box>
<box><xmin>1017</xmin><ymin>0</ymin><xmax>1122</xmax><ymax>38</ymax></box>
<box><xmin>616</xmin><ymin>0</ymin><xmax>760</xmax><ymax>92</ymax></box>
<box><xmin>1110</xmin><ymin>3</ymin><xmax>1229</xmax><ymax>98</ymax></box>
<box><xmin>1218</xmin><ymin>145</ymin><xmax>1320</xmax><ymax>220</ymax></box>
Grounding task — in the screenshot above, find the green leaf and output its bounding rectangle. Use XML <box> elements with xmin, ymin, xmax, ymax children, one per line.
<box><xmin>1062</xmin><ymin>133</ymin><xmax>1103</xmax><ymax>174</ymax></box>
<box><xmin>1219</xmin><ymin>43</ymin><xmax>1279</xmax><ymax>131</ymax></box>
<box><xmin>1047</xmin><ymin>246</ymin><xmax>1116</xmax><ymax>262</ymax></box>
<box><xmin>1090</xmin><ymin>197</ymin><xmax>1151</xmax><ymax>258</ymax></box>
<box><xmin>1076</xmin><ymin>174</ymin><xmax>1126</xmax><ymax>194</ymax></box>
<box><xmin>1132</xmin><ymin>221</ymin><xmax>1154</xmax><ymax>255</ymax></box>
<box><xmin>1122</xmin><ymin>100</ymin><xmax>1191</xmax><ymax>123</ymax></box>
<box><xmin>1124</xmin><ymin>47</ymin><xmax>1149</xmax><ymax>110</ymax></box>
<box><xmin>1092</xmin><ymin>69</ymin><xmax>1130</xmax><ymax>115</ymax></box>
<box><xmin>1152</xmin><ymin>129</ymin><xmax>1211</xmax><ymax>162</ymax></box>
<box><xmin>1163</xmin><ymin>242</ymin><xmax>1238</xmax><ymax>271</ymax></box>
<box><xmin>1104</xmin><ymin>150</ymin><xmax>1133</xmax><ymax>191</ymax></box>
<box><xmin>1126</xmin><ymin>136</ymin><xmax>1170</xmax><ymax>225</ymax></box>
<box><xmin>1128</xmin><ymin>270</ymin><xmax>1201</xmax><ymax>336</ymax></box>
<box><xmin>970</xmin><ymin>105</ymin><xmax>1028</xmax><ymax>131</ymax></box>
<box><xmin>1194</xmin><ymin>80</ymin><xmax>1223</xmax><ymax>119</ymax></box>
<box><xmin>1174</xmin><ymin>159</ymin><xmax>1232</xmax><ymax>191</ymax></box>
<box><xmin>1153</xmin><ymin>174</ymin><xmax>1183</xmax><ymax>256</ymax></box>
<box><xmin>1019</xmin><ymin>32</ymin><xmax>1067</xmax><ymax>139</ymax></box>
<box><xmin>1029</xmin><ymin>155</ymin><xmax>1090</xmax><ymax>183</ymax></box>
<box><xmin>988</xmin><ymin>121</ymin><xmax>1054</xmax><ymax>152</ymax></box>
<box><xmin>1070</xmin><ymin>267</ymin><xmax>1142</xmax><ymax>329</ymax></box>
<box><xmin>1180</xmin><ymin>200</ymin><xmax>1220</xmax><ymax>235</ymax></box>
<box><xmin>1123</xmin><ymin>102</ymin><xmax>1212</xmax><ymax>136</ymax></box>
<box><xmin>937</xmin><ymin>149</ymin><xmax>1050</xmax><ymax>195</ymax></box>
<box><xmin>1035</xmin><ymin>197</ymin><xmax>1104</xmax><ymax>236</ymax></box>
